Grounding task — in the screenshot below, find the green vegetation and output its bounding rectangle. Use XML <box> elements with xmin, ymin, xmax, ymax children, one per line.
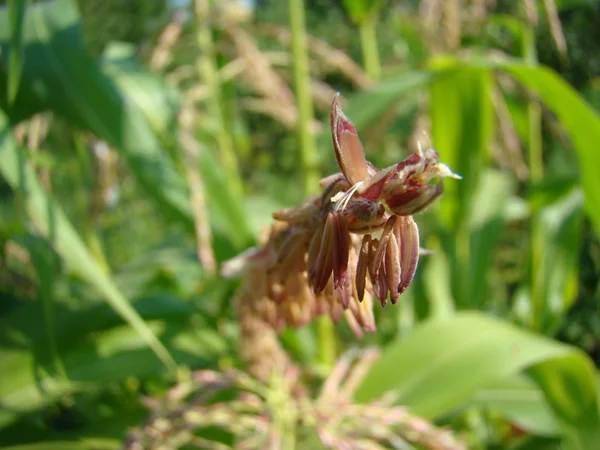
<box><xmin>1</xmin><ymin>0</ymin><xmax>599</xmax><ymax>449</ymax></box>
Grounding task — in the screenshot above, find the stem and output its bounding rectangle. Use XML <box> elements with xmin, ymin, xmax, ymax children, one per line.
<box><xmin>288</xmin><ymin>0</ymin><xmax>319</xmax><ymax>195</ymax></box>
<box><xmin>194</xmin><ymin>0</ymin><xmax>243</xmax><ymax>197</ymax></box>
<box><xmin>289</xmin><ymin>0</ymin><xmax>335</xmax><ymax>368</ymax></box>
<box><xmin>358</xmin><ymin>15</ymin><xmax>381</xmax><ymax>81</ymax></box>
<box><xmin>522</xmin><ymin>25</ymin><xmax>544</xmax><ymax>330</ymax></box>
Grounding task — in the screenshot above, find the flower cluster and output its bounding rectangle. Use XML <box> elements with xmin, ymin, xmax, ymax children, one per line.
<box><xmin>125</xmin><ymin>350</ymin><xmax>466</xmax><ymax>450</ymax></box>
<box><xmin>223</xmin><ymin>94</ymin><xmax>460</xmax><ymax>335</ymax></box>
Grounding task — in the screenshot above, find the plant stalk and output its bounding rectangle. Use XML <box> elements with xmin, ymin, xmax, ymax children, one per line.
<box><xmin>289</xmin><ymin>0</ymin><xmax>319</xmax><ymax>194</ymax></box>
<box><xmin>288</xmin><ymin>0</ymin><xmax>334</xmax><ymax>368</ymax></box>
<box><xmin>358</xmin><ymin>15</ymin><xmax>382</xmax><ymax>81</ymax></box>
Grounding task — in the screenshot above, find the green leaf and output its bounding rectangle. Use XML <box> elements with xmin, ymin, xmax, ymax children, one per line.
<box><xmin>470</xmin><ymin>374</ymin><xmax>560</xmax><ymax>436</ymax></box>
<box><xmin>1</xmin><ymin>442</ymin><xmax>119</xmax><ymax>450</ymax></box>
<box><xmin>0</xmin><ymin>320</ymin><xmax>226</xmax><ymax>427</ymax></box>
<box><xmin>198</xmin><ymin>143</ymin><xmax>255</xmax><ymax>251</ymax></box>
<box><xmin>498</xmin><ymin>62</ymin><xmax>600</xmax><ymax>239</ymax></box>
<box><xmin>467</xmin><ymin>170</ymin><xmax>515</xmax><ymax>309</ymax></box>
<box><xmin>0</xmin><ymin>112</ymin><xmax>177</xmax><ymax>373</ymax></box>
<box><xmin>355</xmin><ymin>312</ymin><xmax>600</xmax><ymax>448</ymax></box>
<box><xmin>429</xmin><ymin>63</ymin><xmax>494</xmax><ymax>229</ymax></box>
<box><xmin>537</xmin><ymin>188</ymin><xmax>583</xmax><ymax>333</ymax></box>
<box><xmin>0</xmin><ymin>0</ymin><xmax>194</xmax><ymax>227</ymax></box>
<box><xmin>100</xmin><ymin>41</ymin><xmax>180</xmax><ymax>142</ymax></box>
<box><xmin>6</xmin><ymin>0</ymin><xmax>26</xmax><ymax>105</ymax></box>
<box><xmin>429</xmin><ymin>64</ymin><xmax>496</xmax><ymax>310</ymax></box>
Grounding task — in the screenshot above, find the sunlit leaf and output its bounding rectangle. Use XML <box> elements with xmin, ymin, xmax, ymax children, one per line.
<box><xmin>355</xmin><ymin>312</ymin><xmax>600</xmax><ymax>449</ymax></box>
<box><xmin>0</xmin><ymin>0</ymin><xmax>193</xmax><ymax>226</ymax></box>
<box><xmin>6</xmin><ymin>0</ymin><xmax>26</xmax><ymax>105</ymax></box>
<box><xmin>470</xmin><ymin>374</ymin><xmax>560</xmax><ymax>436</ymax></box>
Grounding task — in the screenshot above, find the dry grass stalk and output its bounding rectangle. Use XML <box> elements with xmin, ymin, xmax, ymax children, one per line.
<box><xmin>492</xmin><ymin>85</ymin><xmax>529</xmax><ymax>181</ymax></box>
<box><xmin>420</xmin><ymin>0</ymin><xmax>442</xmax><ymax>51</ymax></box>
<box><xmin>442</xmin><ymin>0</ymin><xmax>462</xmax><ymax>51</ymax></box>
<box><xmin>258</xmin><ymin>23</ymin><xmax>373</xmax><ymax>89</ymax></box>
<box><xmin>226</xmin><ymin>27</ymin><xmax>298</xmax><ymax>128</ymax></box>
<box><xmin>524</xmin><ymin>0</ymin><xmax>539</xmax><ymax>27</ymax></box>
<box><xmin>150</xmin><ymin>17</ymin><xmax>185</xmax><ymax>72</ymax></box>
<box><xmin>178</xmin><ymin>99</ymin><xmax>217</xmax><ymax>275</ymax></box>
<box><xmin>541</xmin><ymin>0</ymin><xmax>568</xmax><ymax>62</ymax></box>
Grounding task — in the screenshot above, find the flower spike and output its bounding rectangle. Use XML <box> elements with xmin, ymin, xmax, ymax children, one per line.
<box><xmin>224</xmin><ymin>93</ymin><xmax>460</xmax><ymax>337</ymax></box>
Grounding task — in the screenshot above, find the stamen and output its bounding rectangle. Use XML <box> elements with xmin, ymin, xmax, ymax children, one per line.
<box><xmin>435</xmin><ymin>163</ymin><xmax>462</xmax><ymax>179</ymax></box>
<box><xmin>418</xmin><ymin>130</ymin><xmax>432</xmax><ymax>155</ymax></box>
<box><xmin>333</xmin><ymin>181</ymin><xmax>364</xmax><ymax>212</ymax></box>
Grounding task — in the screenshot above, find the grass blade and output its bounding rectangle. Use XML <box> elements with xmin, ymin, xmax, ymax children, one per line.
<box><xmin>355</xmin><ymin>311</ymin><xmax>600</xmax><ymax>448</ymax></box>
<box><xmin>6</xmin><ymin>0</ymin><xmax>26</xmax><ymax>105</ymax></box>
<box><xmin>0</xmin><ymin>112</ymin><xmax>177</xmax><ymax>374</ymax></box>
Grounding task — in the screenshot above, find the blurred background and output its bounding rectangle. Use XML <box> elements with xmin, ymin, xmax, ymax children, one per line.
<box><xmin>1</xmin><ymin>0</ymin><xmax>600</xmax><ymax>449</ymax></box>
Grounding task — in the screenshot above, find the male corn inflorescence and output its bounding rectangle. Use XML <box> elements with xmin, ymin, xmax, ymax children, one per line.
<box><xmin>224</xmin><ymin>94</ymin><xmax>461</xmax><ymax>336</ymax></box>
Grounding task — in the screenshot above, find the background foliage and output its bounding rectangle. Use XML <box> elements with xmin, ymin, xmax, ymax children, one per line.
<box><xmin>1</xmin><ymin>0</ymin><xmax>600</xmax><ymax>449</ymax></box>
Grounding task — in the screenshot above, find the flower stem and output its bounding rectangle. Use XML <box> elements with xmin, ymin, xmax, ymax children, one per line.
<box><xmin>289</xmin><ymin>0</ymin><xmax>319</xmax><ymax>194</ymax></box>
<box><xmin>289</xmin><ymin>0</ymin><xmax>335</xmax><ymax>368</ymax></box>
<box><xmin>358</xmin><ymin>15</ymin><xmax>381</xmax><ymax>81</ymax></box>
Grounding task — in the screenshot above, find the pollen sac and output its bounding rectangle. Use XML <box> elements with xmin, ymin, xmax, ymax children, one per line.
<box><xmin>342</xmin><ymin>197</ymin><xmax>386</xmax><ymax>232</ymax></box>
<box><xmin>381</xmin><ymin>148</ymin><xmax>461</xmax><ymax>216</ymax></box>
<box><xmin>330</xmin><ymin>94</ymin><xmax>371</xmax><ymax>186</ymax></box>
<box><xmin>384</xmin><ymin>181</ymin><xmax>444</xmax><ymax>216</ymax></box>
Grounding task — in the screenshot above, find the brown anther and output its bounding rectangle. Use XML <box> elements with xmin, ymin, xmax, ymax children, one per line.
<box><xmin>330</xmin><ymin>94</ymin><xmax>370</xmax><ymax>185</ymax></box>
<box><xmin>369</xmin><ymin>216</ymin><xmax>397</xmax><ymax>284</ymax></box>
<box><xmin>332</xmin><ymin>213</ymin><xmax>350</xmax><ymax>289</ymax></box>
<box><xmin>385</xmin><ymin>233</ymin><xmax>401</xmax><ymax>304</ymax></box>
<box><xmin>342</xmin><ymin>197</ymin><xmax>386</xmax><ymax>232</ymax></box>
<box><xmin>312</xmin><ymin>213</ymin><xmax>335</xmax><ymax>293</ymax></box>
<box><xmin>356</xmin><ymin>234</ymin><xmax>370</xmax><ymax>302</ymax></box>
<box><xmin>397</xmin><ymin>215</ymin><xmax>419</xmax><ymax>294</ymax></box>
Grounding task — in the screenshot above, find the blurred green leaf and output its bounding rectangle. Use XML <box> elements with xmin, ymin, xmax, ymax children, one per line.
<box><xmin>7</xmin><ymin>0</ymin><xmax>26</xmax><ymax>105</ymax></box>
<box><xmin>0</xmin><ymin>112</ymin><xmax>177</xmax><ymax>374</ymax></box>
<box><xmin>198</xmin><ymin>142</ymin><xmax>255</xmax><ymax>251</ymax></box>
<box><xmin>2</xmin><ymin>442</ymin><xmax>119</xmax><ymax>450</ymax></box>
<box><xmin>101</xmin><ymin>41</ymin><xmax>180</xmax><ymax>141</ymax></box>
<box><xmin>355</xmin><ymin>312</ymin><xmax>600</xmax><ymax>448</ymax></box>
<box><xmin>499</xmin><ymin>63</ymin><xmax>600</xmax><ymax>239</ymax></box>
<box><xmin>0</xmin><ymin>320</ymin><xmax>225</xmax><ymax>427</ymax></box>
<box><xmin>429</xmin><ymin>64</ymin><xmax>495</xmax><ymax>310</ymax></box>
<box><xmin>467</xmin><ymin>170</ymin><xmax>515</xmax><ymax>308</ymax></box>
<box><xmin>1</xmin><ymin>291</ymin><xmax>196</xmax><ymax>351</ymax></box>
<box><xmin>430</xmin><ymin>63</ymin><xmax>494</xmax><ymax>229</ymax></box>
<box><xmin>537</xmin><ymin>188</ymin><xmax>583</xmax><ymax>333</ymax></box>
<box><xmin>0</xmin><ymin>0</ymin><xmax>194</xmax><ymax>226</ymax></box>
<box><xmin>470</xmin><ymin>374</ymin><xmax>560</xmax><ymax>436</ymax></box>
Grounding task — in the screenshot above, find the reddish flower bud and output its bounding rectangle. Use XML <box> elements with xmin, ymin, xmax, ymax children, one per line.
<box><xmin>381</xmin><ymin>148</ymin><xmax>461</xmax><ymax>216</ymax></box>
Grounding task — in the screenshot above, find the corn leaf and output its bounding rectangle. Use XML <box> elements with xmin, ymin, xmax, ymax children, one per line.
<box><xmin>0</xmin><ymin>112</ymin><xmax>177</xmax><ymax>374</ymax></box>
<box><xmin>355</xmin><ymin>312</ymin><xmax>600</xmax><ymax>449</ymax></box>
<box><xmin>6</xmin><ymin>0</ymin><xmax>26</xmax><ymax>105</ymax></box>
